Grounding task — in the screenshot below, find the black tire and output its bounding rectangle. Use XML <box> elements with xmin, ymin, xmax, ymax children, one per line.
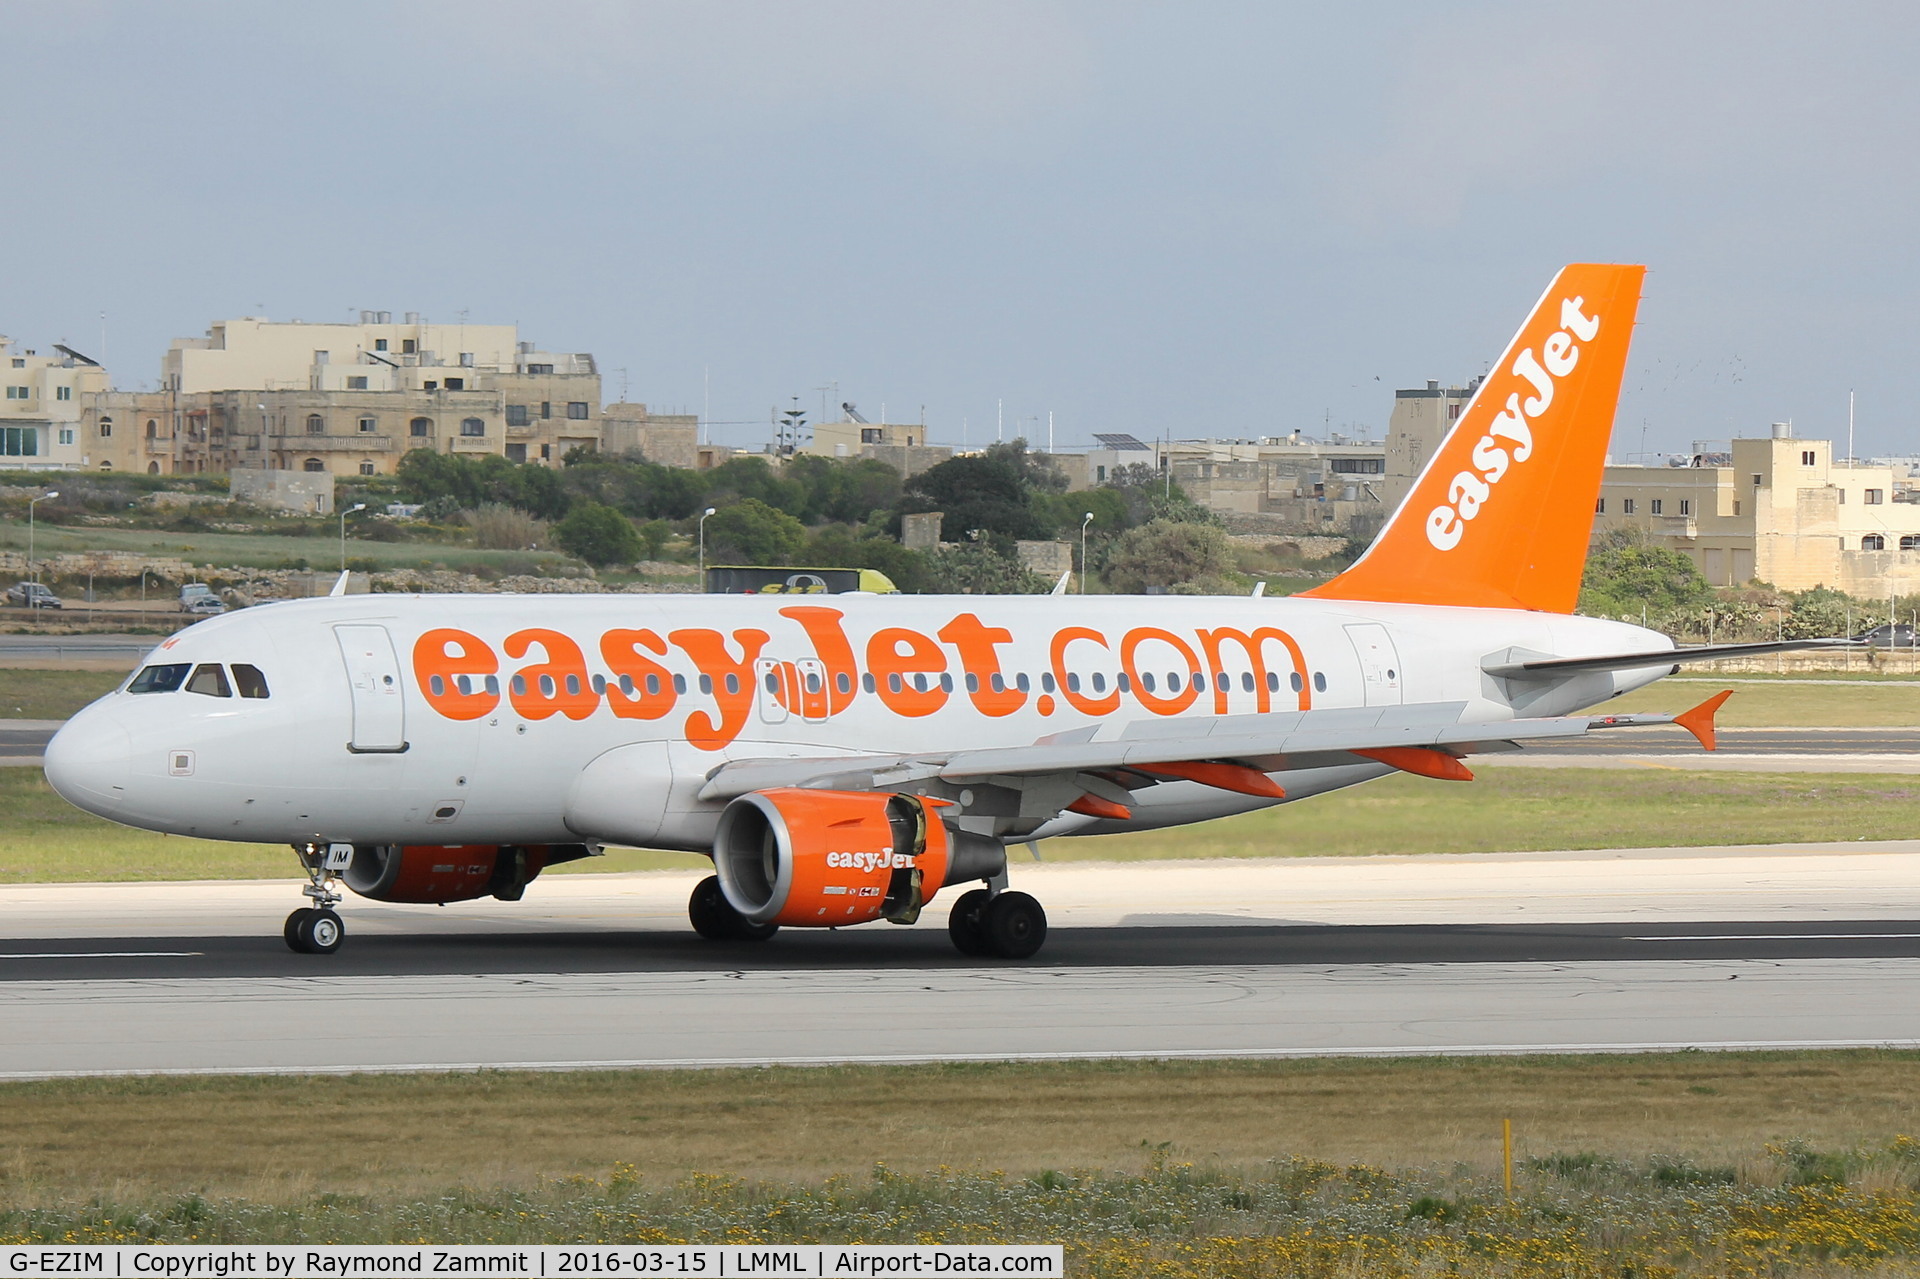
<box><xmin>947</xmin><ymin>888</ymin><xmax>993</xmax><ymax>956</ymax></box>
<box><xmin>981</xmin><ymin>891</ymin><xmax>1047</xmax><ymax>960</ymax></box>
<box><xmin>283</xmin><ymin>907</ymin><xmax>316</xmax><ymax>954</ymax></box>
<box><xmin>689</xmin><ymin>875</ymin><xmax>779</xmax><ymax>942</ymax></box>
<box><xmin>297</xmin><ymin>909</ymin><xmax>344</xmax><ymax>955</ymax></box>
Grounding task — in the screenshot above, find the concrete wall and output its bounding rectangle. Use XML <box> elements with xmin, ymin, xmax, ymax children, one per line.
<box><xmin>231</xmin><ymin>467</ymin><xmax>336</xmax><ymax>515</ymax></box>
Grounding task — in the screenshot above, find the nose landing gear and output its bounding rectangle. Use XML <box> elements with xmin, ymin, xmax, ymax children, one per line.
<box><xmin>286</xmin><ymin>843</ymin><xmax>350</xmax><ymax>955</ymax></box>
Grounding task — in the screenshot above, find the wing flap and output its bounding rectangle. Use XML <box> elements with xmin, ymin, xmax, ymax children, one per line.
<box><xmin>695</xmin><ymin>700</ymin><xmax>1696</xmax><ymax>801</ymax></box>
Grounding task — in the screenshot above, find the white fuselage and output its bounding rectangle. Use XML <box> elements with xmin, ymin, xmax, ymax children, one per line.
<box><xmin>43</xmin><ymin>592</ymin><xmax>1670</xmax><ymax>854</ymax></box>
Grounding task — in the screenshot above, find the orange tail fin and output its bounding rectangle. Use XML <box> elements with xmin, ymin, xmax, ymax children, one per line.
<box><xmin>1302</xmin><ymin>263</ymin><xmax>1645</xmax><ymax>613</ymax></box>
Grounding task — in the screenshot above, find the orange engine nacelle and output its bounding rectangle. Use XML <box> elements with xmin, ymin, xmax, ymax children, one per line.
<box><xmin>341</xmin><ymin>843</ymin><xmax>588</xmax><ymax>904</ymax></box>
<box><xmin>713</xmin><ymin>789</ymin><xmax>1007</xmax><ymax>928</ymax></box>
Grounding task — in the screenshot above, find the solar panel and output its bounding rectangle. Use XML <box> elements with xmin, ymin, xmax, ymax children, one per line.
<box><xmin>1092</xmin><ymin>433</ymin><xmax>1151</xmax><ymax>451</ymax></box>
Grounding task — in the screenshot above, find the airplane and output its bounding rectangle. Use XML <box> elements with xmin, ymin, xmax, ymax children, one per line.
<box><xmin>42</xmin><ymin>263</ymin><xmax>1843</xmax><ymax>958</ymax></box>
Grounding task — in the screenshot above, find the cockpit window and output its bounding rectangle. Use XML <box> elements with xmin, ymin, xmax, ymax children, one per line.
<box><xmin>186</xmin><ymin>664</ymin><xmax>232</xmax><ymax>698</ymax></box>
<box><xmin>232</xmin><ymin>664</ymin><xmax>270</xmax><ymax>699</ymax></box>
<box><xmin>128</xmin><ymin>663</ymin><xmax>191</xmax><ymax>694</ymax></box>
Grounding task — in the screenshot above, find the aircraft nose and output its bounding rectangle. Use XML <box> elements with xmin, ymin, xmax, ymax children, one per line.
<box><xmin>43</xmin><ymin>713</ymin><xmax>132</xmax><ymax>815</ymax></box>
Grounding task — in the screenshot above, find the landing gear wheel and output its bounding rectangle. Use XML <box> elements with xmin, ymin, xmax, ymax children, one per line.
<box><xmin>947</xmin><ymin>888</ymin><xmax>993</xmax><ymax>957</ymax></box>
<box><xmin>283</xmin><ymin>907</ymin><xmax>316</xmax><ymax>953</ymax></box>
<box><xmin>286</xmin><ymin>907</ymin><xmax>344</xmax><ymax>955</ymax></box>
<box><xmin>981</xmin><ymin>891</ymin><xmax>1047</xmax><ymax>960</ymax></box>
<box><xmin>689</xmin><ymin>875</ymin><xmax>779</xmax><ymax>942</ymax></box>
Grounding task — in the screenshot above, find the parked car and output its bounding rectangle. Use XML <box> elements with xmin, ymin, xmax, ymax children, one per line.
<box><xmin>5</xmin><ymin>582</ymin><xmax>62</xmax><ymax>609</ymax></box>
<box><xmin>178</xmin><ymin>583</ymin><xmax>214</xmax><ymax>612</ymax></box>
<box><xmin>184</xmin><ymin>593</ymin><xmax>228</xmax><ymax>616</ymax></box>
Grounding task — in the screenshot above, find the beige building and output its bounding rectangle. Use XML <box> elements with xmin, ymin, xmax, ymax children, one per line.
<box><xmin>1595</xmin><ymin>426</ymin><xmax>1920</xmax><ymax>597</ymax></box>
<box><xmin>806</xmin><ymin>415</ymin><xmax>951</xmax><ymax>477</ymax></box>
<box><xmin>0</xmin><ymin>337</ymin><xmax>110</xmax><ymax>471</ymax></box>
<box><xmin>104</xmin><ymin>312</ymin><xmax>606</xmax><ymax>477</ymax></box>
<box><xmin>1053</xmin><ymin>431</ymin><xmax>1388</xmax><ymax>532</ymax></box>
<box><xmin>601</xmin><ymin>403</ymin><xmax>701</xmax><ymax>468</ymax></box>
<box><xmin>1381</xmin><ymin>379</ymin><xmax>1479</xmax><ymax>511</ymax></box>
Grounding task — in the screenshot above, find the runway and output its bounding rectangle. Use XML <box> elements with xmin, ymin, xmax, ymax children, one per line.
<box><xmin>8</xmin><ymin>845</ymin><xmax>1920</xmax><ymax>1077</ymax></box>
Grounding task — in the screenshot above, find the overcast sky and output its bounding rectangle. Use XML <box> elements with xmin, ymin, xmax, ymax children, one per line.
<box><xmin>8</xmin><ymin>1</ymin><xmax>1919</xmax><ymax>457</ymax></box>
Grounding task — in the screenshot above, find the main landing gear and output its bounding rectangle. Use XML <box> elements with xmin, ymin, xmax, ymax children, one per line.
<box><xmin>689</xmin><ymin>876</ymin><xmax>780</xmax><ymax>942</ymax></box>
<box><xmin>684</xmin><ymin>875</ymin><xmax>1048</xmax><ymax>958</ymax></box>
<box><xmin>947</xmin><ymin>887</ymin><xmax>1048</xmax><ymax>960</ymax></box>
<box><xmin>286</xmin><ymin>843</ymin><xmax>349</xmax><ymax>955</ymax></box>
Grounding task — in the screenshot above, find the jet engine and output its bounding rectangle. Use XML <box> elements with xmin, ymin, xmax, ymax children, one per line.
<box><xmin>340</xmin><ymin>843</ymin><xmax>592</xmax><ymax>904</ymax></box>
<box><xmin>713</xmin><ymin>789</ymin><xmax>1006</xmax><ymax>927</ymax></box>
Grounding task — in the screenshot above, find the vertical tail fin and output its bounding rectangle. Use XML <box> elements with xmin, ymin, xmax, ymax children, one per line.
<box><xmin>1302</xmin><ymin>263</ymin><xmax>1645</xmax><ymax>613</ymax></box>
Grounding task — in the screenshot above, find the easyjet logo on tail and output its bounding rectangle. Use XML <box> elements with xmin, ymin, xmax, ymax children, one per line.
<box><xmin>1426</xmin><ymin>295</ymin><xmax>1600</xmax><ymax>552</ymax></box>
<box><xmin>1300</xmin><ymin>263</ymin><xmax>1645</xmax><ymax>614</ymax></box>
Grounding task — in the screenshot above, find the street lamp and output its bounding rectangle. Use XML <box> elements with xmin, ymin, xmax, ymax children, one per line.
<box><xmin>27</xmin><ymin>491</ymin><xmax>58</xmax><ymax>583</ymax></box>
<box><xmin>697</xmin><ymin>507</ymin><xmax>717</xmax><ymax>582</ymax></box>
<box><xmin>1079</xmin><ymin>511</ymin><xmax>1094</xmax><ymax>594</ymax></box>
<box><xmin>339</xmin><ymin>502</ymin><xmax>366</xmax><ymax>571</ymax></box>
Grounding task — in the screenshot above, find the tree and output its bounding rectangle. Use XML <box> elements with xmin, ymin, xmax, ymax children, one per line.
<box><xmin>784</xmin><ymin>454</ymin><xmax>903</xmax><ymax>524</ymax></box>
<box><xmin>1104</xmin><ymin>518</ymin><xmax>1239</xmax><ymax>594</ymax></box>
<box><xmin>1579</xmin><ymin>527</ymin><xmax>1715</xmax><ymax>618</ymax></box>
<box><xmin>703</xmin><ymin>498</ymin><xmax>806</xmax><ymax>565</ymax></box>
<box><xmin>554</xmin><ymin>502</ymin><xmax>641</xmax><ymax>567</ymax></box>
<box><xmin>705</xmin><ymin>456</ymin><xmax>806</xmax><ymax>517</ymax></box>
<box><xmin>635</xmin><ymin>519</ymin><xmax>673</xmax><ymax>561</ymax></box>
<box><xmin>921</xmin><ymin>543</ymin><xmax>1051</xmax><ymax>594</ymax></box>
<box><xmin>800</xmin><ymin>523</ymin><xmax>928</xmax><ymax>593</ymax></box>
<box><xmin>897</xmin><ymin>441</ymin><xmax>1061</xmax><ymax>543</ymax></box>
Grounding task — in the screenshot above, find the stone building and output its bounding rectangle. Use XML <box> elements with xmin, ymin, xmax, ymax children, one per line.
<box><xmin>74</xmin><ymin>312</ymin><xmax>605</xmax><ymax>477</ymax></box>
<box><xmin>805</xmin><ymin>413</ymin><xmax>951</xmax><ymax>476</ymax></box>
<box><xmin>1595</xmin><ymin>425</ymin><xmax>1920</xmax><ymax>598</ymax></box>
<box><xmin>1053</xmin><ymin>431</ymin><xmax>1388</xmax><ymax>533</ymax></box>
<box><xmin>600</xmin><ymin>403</ymin><xmax>701</xmax><ymax>468</ymax></box>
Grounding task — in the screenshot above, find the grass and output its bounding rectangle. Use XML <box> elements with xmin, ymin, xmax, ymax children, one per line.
<box><xmin>0</xmin><ymin>668</ymin><xmax>126</xmax><ymax>718</ymax></box>
<box><xmin>1608</xmin><ymin>677</ymin><xmax>1920</xmax><ymax>726</ymax></box>
<box><xmin>4</xmin><ymin>766</ymin><xmax>1918</xmax><ymax>883</ymax></box>
<box><xmin>0</xmin><ymin>1052</ymin><xmax>1917</xmax><ymax>1198</ymax></box>
<box><xmin>11</xmin><ymin>1054</ymin><xmax>1920</xmax><ymax>1273</ymax></box>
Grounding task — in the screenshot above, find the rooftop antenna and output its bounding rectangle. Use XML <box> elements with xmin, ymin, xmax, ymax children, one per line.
<box><xmin>997</xmin><ymin>398</ymin><xmax>1003</xmax><ymax>443</ymax></box>
<box><xmin>617</xmin><ymin>366</ymin><xmax>630</xmax><ymax>402</ymax></box>
<box><xmin>1047</xmin><ymin>410</ymin><xmax>1054</xmax><ymax>454</ymax></box>
<box><xmin>702</xmin><ymin>365</ymin><xmax>710</xmax><ymax>446</ymax></box>
<box><xmin>1849</xmin><ymin>389</ymin><xmax>1856</xmax><ymax>464</ymax></box>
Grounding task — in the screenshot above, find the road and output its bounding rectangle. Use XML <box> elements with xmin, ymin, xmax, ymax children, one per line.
<box><xmin>8</xmin><ymin>846</ymin><xmax>1920</xmax><ymax>1076</ymax></box>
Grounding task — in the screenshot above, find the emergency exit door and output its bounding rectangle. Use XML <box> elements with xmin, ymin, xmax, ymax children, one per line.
<box><xmin>335</xmin><ymin>624</ymin><xmax>408</xmax><ymax>752</ymax></box>
<box><xmin>1344</xmin><ymin>623</ymin><xmax>1403</xmax><ymax>707</ymax></box>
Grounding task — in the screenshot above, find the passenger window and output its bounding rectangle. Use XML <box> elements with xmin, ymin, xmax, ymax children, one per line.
<box><xmin>232</xmin><ymin>664</ymin><xmax>270</xmax><ymax>699</ymax></box>
<box><xmin>129</xmin><ymin>663</ymin><xmax>191</xmax><ymax>694</ymax></box>
<box><xmin>186</xmin><ymin>664</ymin><xmax>232</xmax><ymax>698</ymax></box>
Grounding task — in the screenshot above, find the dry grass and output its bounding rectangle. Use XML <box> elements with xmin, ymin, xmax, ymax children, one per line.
<box><xmin>3</xmin><ymin>1052</ymin><xmax>1919</xmax><ymax>1204</ymax></box>
<box><xmin>0</xmin><ymin>668</ymin><xmax>125</xmax><ymax>719</ymax></box>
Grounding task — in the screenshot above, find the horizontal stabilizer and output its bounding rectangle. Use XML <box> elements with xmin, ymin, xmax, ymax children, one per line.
<box><xmin>1483</xmin><ymin>638</ymin><xmax>1856</xmax><ymax>681</ymax></box>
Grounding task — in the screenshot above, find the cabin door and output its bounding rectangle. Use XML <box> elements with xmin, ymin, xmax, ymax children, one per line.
<box><xmin>335</xmin><ymin>624</ymin><xmax>408</xmax><ymax>752</ymax></box>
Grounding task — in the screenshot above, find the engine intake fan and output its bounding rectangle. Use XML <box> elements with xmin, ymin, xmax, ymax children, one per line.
<box><xmin>714</xmin><ymin>789</ymin><xmax>1005</xmax><ymax>928</ymax></box>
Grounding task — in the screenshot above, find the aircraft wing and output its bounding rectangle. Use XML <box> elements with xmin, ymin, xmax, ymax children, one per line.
<box><xmin>696</xmin><ymin>697</ymin><xmax>1714</xmax><ymax>802</ymax></box>
<box><xmin>1483</xmin><ymin>637</ymin><xmax>1854</xmax><ymax>680</ymax></box>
